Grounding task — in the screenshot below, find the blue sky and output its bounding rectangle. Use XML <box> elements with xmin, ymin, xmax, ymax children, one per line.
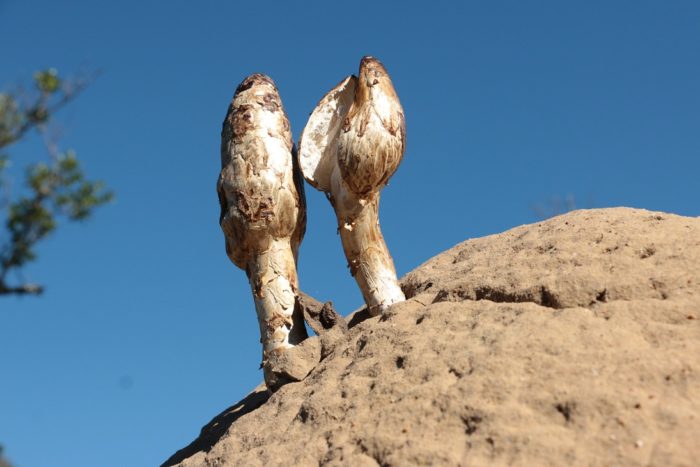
<box><xmin>1</xmin><ymin>1</ymin><xmax>698</xmax><ymax>466</ymax></box>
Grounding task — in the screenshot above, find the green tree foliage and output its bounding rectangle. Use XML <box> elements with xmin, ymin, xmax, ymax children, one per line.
<box><xmin>0</xmin><ymin>69</ymin><xmax>112</xmax><ymax>296</ymax></box>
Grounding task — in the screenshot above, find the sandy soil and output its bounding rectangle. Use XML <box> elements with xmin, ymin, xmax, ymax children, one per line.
<box><xmin>164</xmin><ymin>208</ymin><xmax>700</xmax><ymax>467</ymax></box>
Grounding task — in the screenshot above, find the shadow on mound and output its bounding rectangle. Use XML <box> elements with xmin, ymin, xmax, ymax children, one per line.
<box><xmin>163</xmin><ymin>303</ymin><xmax>371</xmax><ymax>466</ymax></box>
<box><xmin>161</xmin><ymin>386</ymin><xmax>269</xmax><ymax>467</ymax></box>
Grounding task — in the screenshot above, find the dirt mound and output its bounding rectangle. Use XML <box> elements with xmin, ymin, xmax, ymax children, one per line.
<box><xmin>164</xmin><ymin>208</ymin><xmax>700</xmax><ymax>466</ymax></box>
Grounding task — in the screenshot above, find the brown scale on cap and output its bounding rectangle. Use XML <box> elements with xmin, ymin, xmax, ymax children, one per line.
<box><xmin>338</xmin><ymin>56</ymin><xmax>405</xmax><ymax>199</ymax></box>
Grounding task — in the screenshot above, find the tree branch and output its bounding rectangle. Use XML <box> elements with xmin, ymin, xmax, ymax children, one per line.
<box><xmin>0</xmin><ymin>69</ymin><xmax>111</xmax><ymax>300</ymax></box>
<box><xmin>0</xmin><ymin>70</ymin><xmax>99</xmax><ymax>150</ymax></box>
<box><xmin>0</xmin><ymin>281</ymin><xmax>43</xmax><ymax>296</ymax></box>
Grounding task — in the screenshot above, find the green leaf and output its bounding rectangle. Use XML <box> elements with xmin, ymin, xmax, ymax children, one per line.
<box><xmin>0</xmin><ymin>94</ymin><xmax>22</xmax><ymax>147</ymax></box>
<box><xmin>33</xmin><ymin>69</ymin><xmax>61</xmax><ymax>93</ymax></box>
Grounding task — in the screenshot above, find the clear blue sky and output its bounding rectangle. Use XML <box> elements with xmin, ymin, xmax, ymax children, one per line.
<box><xmin>1</xmin><ymin>1</ymin><xmax>698</xmax><ymax>466</ymax></box>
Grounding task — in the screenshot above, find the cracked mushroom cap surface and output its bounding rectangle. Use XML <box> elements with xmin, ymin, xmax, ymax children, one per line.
<box><xmin>218</xmin><ymin>74</ymin><xmax>306</xmax><ymax>269</ymax></box>
<box><xmin>338</xmin><ymin>56</ymin><xmax>406</xmax><ymax>199</ymax></box>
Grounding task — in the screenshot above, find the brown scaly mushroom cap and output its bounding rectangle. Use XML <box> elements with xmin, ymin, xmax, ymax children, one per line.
<box><xmin>219</xmin><ymin>74</ymin><xmax>306</xmax><ymax>269</ymax></box>
<box><xmin>338</xmin><ymin>56</ymin><xmax>405</xmax><ymax>198</ymax></box>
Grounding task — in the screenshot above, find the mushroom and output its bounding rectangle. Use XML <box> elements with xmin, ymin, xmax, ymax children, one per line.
<box><xmin>298</xmin><ymin>56</ymin><xmax>406</xmax><ymax>315</ymax></box>
<box><xmin>217</xmin><ymin>74</ymin><xmax>308</xmax><ymax>388</ymax></box>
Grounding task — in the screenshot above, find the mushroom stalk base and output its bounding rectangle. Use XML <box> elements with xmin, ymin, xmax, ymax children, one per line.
<box><xmin>337</xmin><ymin>196</ymin><xmax>405</xmax><ymax>316</ymax></box>
<box><xmin>246</xmin><ymin>238</ymin><xmax>307</xmax><ymax>357</ymax></box>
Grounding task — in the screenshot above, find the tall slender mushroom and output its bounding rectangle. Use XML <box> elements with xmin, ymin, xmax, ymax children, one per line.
<box><xmin>298</xmin><ymin>56</ymin><xmax>406</xmax><ymax>315</ymax></box>
<box><xmin>217</xmin><ymin>74</ymin><xmax>307</xmax><ymax>387</ymax></box>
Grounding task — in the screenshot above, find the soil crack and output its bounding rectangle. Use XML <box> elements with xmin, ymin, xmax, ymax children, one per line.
<box><xmin>432</xmin><ymin>285</ymin><xmax>564</xmax><ymax>309</ymax></box>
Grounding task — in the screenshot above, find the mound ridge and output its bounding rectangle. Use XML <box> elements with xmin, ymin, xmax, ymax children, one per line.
<box><xmin>164</xmin><ymin>208</ymin><xmax>700</xmax><ymax>467</ymax></box>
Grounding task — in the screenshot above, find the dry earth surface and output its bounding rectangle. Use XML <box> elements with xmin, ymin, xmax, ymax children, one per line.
<box><xmin>164</xmin><ymin>208</ymin><xmax>700</xmax><ymax>466</ymax></box>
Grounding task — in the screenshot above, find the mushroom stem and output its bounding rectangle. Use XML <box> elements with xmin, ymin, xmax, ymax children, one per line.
<box><xmin>339</xmin><ymin>200</ymin><xmax>405</xmax><ymax>313</ymax></box>
<box><xmin>333</xmin><ymin>187</ymin><xmax>404</xmax><ymax>314</ymax></box>
<box><xmin>246</xmin><ymin>237</ymin><xmax>307</xmax><ymax>353</ymax></box>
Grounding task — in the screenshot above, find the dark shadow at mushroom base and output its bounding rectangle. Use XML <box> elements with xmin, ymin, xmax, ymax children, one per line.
<box><xmin>161</xmin><ymin>387</ymin><xmax>270</xmax><ymax>467</ymax></box>
<box><xmin>346</xmin><ymin>306</ymin><xmax>372</xmax><ymax>328</ymax></box>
